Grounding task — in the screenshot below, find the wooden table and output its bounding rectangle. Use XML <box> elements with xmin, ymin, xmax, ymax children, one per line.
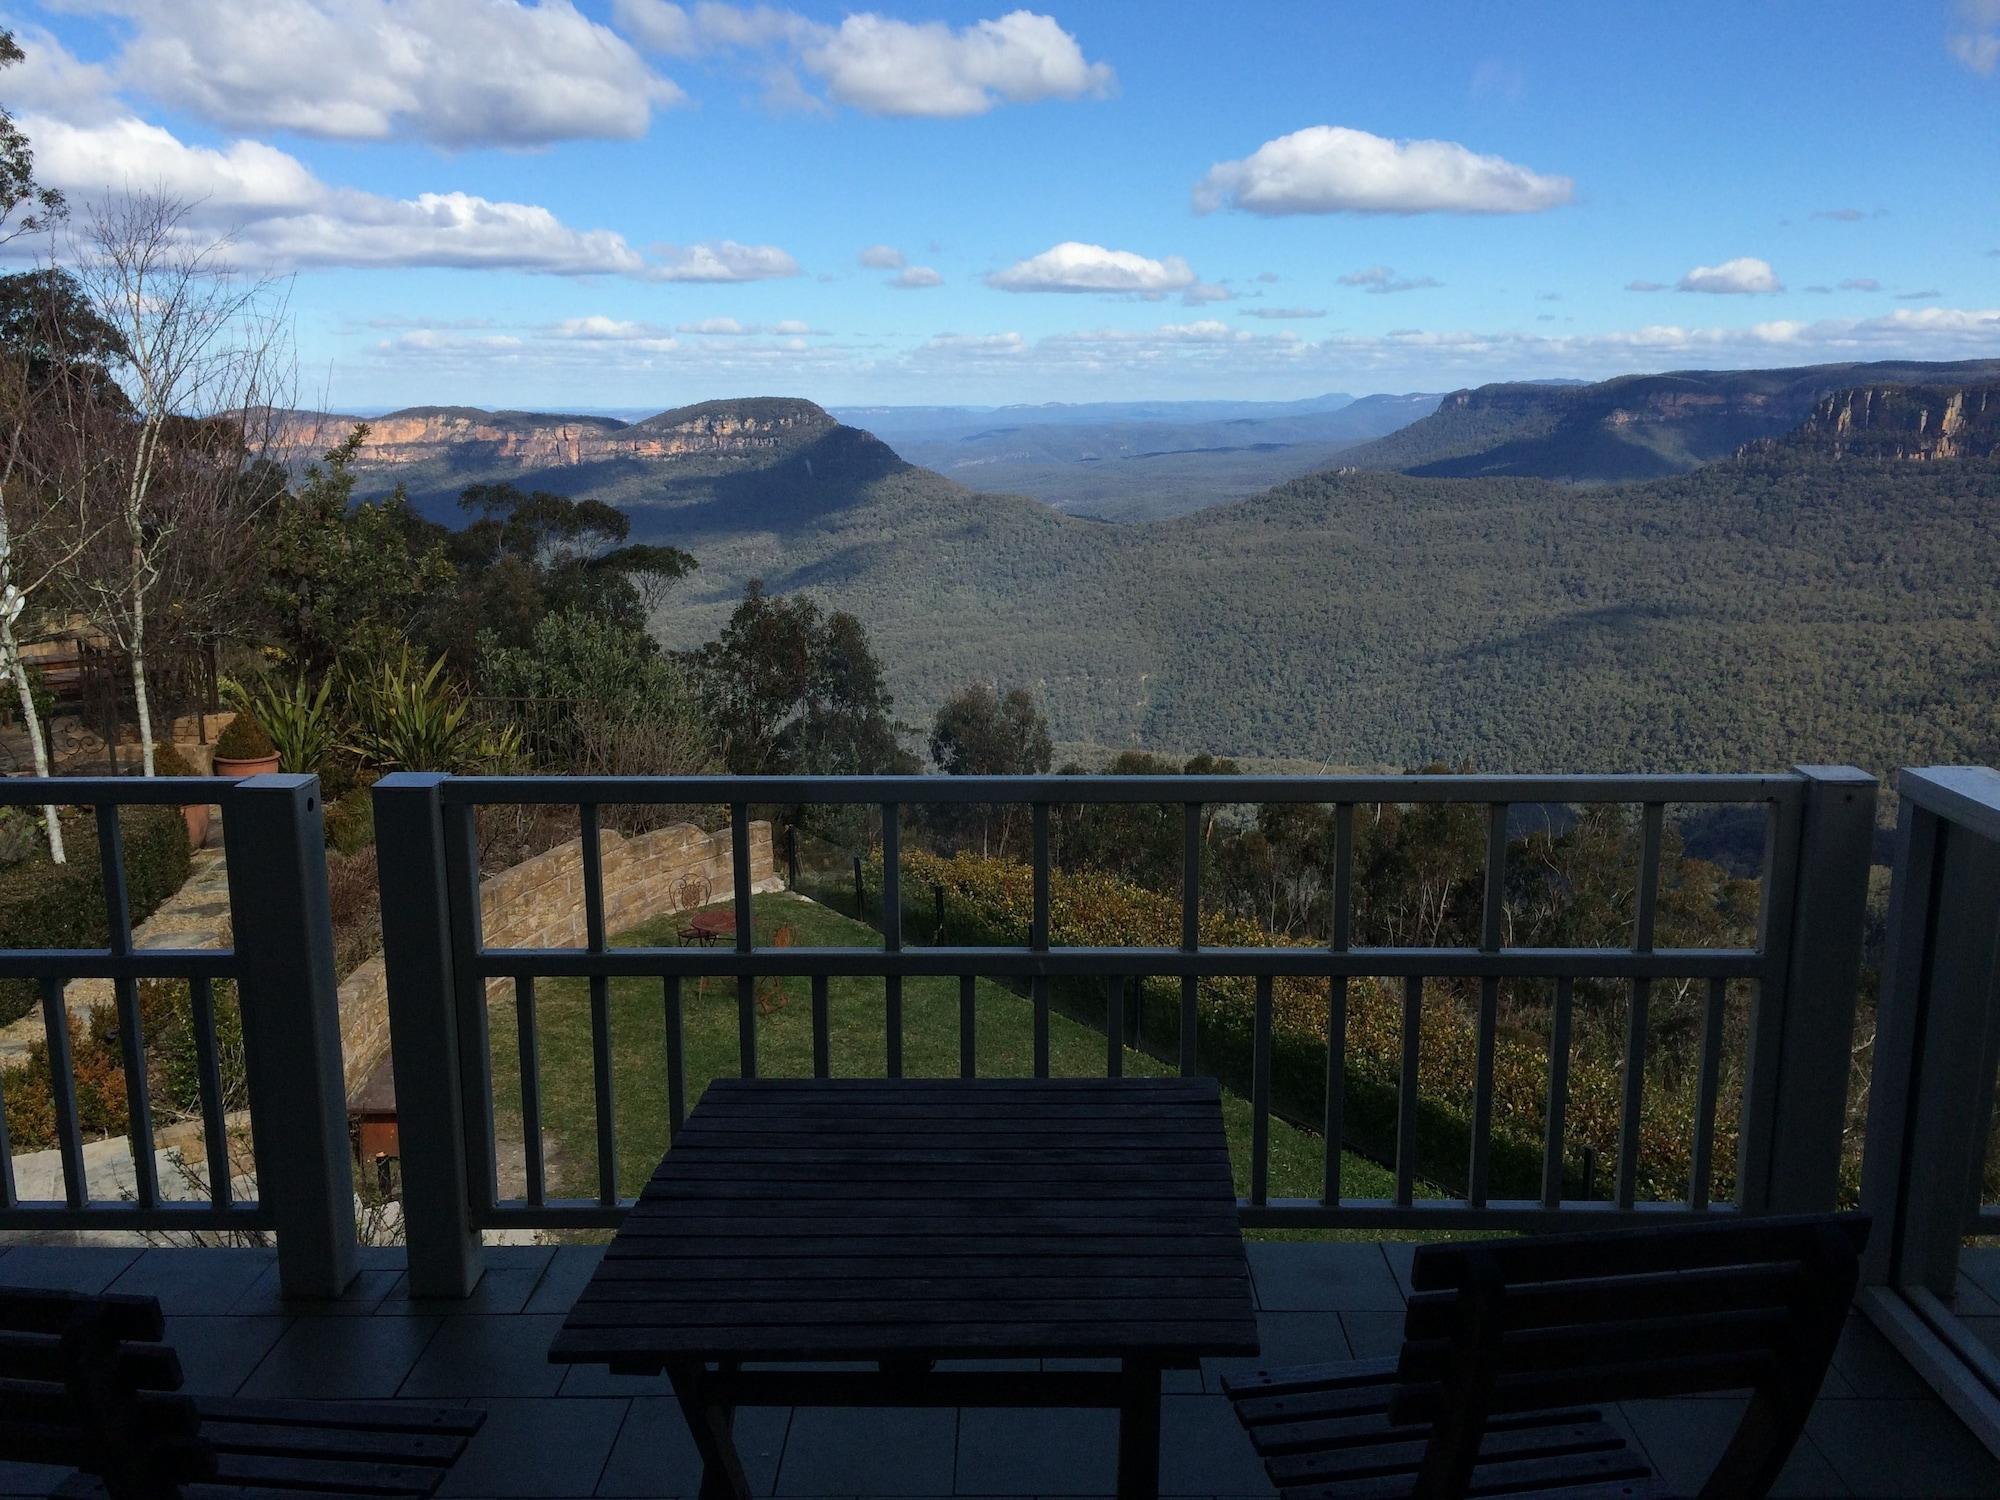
<box><xmin>548</xmin><ymin>1077</ymin><xmax>1258</xmax><ymax>1500</ymax></box>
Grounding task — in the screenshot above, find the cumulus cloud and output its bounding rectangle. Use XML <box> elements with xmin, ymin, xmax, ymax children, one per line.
<box><xmin>985</xmin><ymin>241</ymin><xmax>1196</xmax><ymax>295</ymax></box>
<box><xmin>1625</xmin><ymin>280</ymin><xmax>1668</xmax><ymax>292</ymax></box>
<box><xmin>677</xmin><ymin>317</ymin><xmax>752</xmax><ymax>334</ymax></box>
<box><xmin>1895</xmin><ymin>289</ymin><xmax>1943</xmax><ymax>300</ymax></box>
<box><xmin>616</xmin><ymin>4</ymin><xmax>1114</xmax><ymax>116</ymax></box>
<box><xmin>891</xmin><ymin>265</ymin><xmax>944</xmax><ymax>288</ymax></box>
<box><xmin>1193</xmin><ymin>125</ymin><xmax>1572</xmax><ymax>216</ymax></box>
<box><xmin>1676</xmin><ymin>257</ymin><xmax>1782</xmax><ymax>294</ymax></box>
<box><xmin>858</xmin><ymin>243</ymin><xmax>907</xmax><ymax>269</ymax></box>
<box><xmin>59</xmin><ymin>0</ymin><xmax>682</xmax><ymax>147</ymax></box>
<box><xmin>1180</xmin><ymin>281</ymin><xmax>1234</xmax><ymax>305</ymax></box>
<box><xmin>1239</xmin><ymin>307</ymin><xmax>1326</xmax><ymax>319</ymax></box>
<box><xmin>1338</xmin><ymin>265</ymin><xmax>1443</xmax><ymax>295</ymax></box>
<box><xmin>1949</xmin><ymin>0</ymin><xmax>2000</xmax><ymax>72</ymax></box>
<box><xmin>22</xmin><ymin>112</ymin><xmax>795</xmax><ymax>281</ymax></box>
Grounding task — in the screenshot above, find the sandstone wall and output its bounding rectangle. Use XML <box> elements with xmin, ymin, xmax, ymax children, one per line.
<box><xmin>338</xmin><ymin>820</ymin><xmax>778</xmax><ymax>1097</ymax></box>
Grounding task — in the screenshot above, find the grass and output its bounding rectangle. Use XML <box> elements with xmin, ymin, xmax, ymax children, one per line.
<box><xmin>485</xmin><ymin>890</ymin><xmax>1409</xmax><ymax>1231</ymax></box>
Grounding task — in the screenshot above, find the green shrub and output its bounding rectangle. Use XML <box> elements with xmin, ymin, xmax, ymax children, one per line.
<box><xmin>0</xmin><ymin>806</ymin><xmax>193</xmax><ymax>1025</ymax></box>
<box><xmin>324</xmin><ymin>784</ymin><xmax>375</xmax><ymax>856</ymax></box>
<box><xmin>213</xmin><ymin>712</ymin><xmax>276</xmax><ymax>761</ymax></box>
<box><xmin>346</xmin><ymin>647</ymin><xmax>520</xmax><ymax>774</ymax></box>
<box><xmin>225</xmin><ymin>673</ymin><xmax>342</xmax><ymax>775</ymax></box>
<box><xmin>0</xmin><ymin>978</ymin><xmax>250</xmax><ymax>1154</ymax></box>
<box><xmin>152</xmin><ymin>743</ymin><xmax>198</xmax><ymax>778</ymax></box>
<box><xmin>898</xmin><ymin>849</ymin><xmax>1735</xmax><ymax>1206</ymax></box>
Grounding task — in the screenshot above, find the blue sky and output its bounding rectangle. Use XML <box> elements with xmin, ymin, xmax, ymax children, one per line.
<box><xmin>4</xmin><ymin>1</ymin><xmax>1997</xmax><ymax>409</ymax></box>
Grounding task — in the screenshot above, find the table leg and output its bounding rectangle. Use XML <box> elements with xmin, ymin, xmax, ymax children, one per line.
<box><xmin>667</xmin><ymin>1360</ymin><xmax>751</xmax><ymax>1500</ymax></box>
<box><xmin>1116</xmin><ymin>1359</ymin><xmax>1162</xmax><ymax>1500</ymax></box>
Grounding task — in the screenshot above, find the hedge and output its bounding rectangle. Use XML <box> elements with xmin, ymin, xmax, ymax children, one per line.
<box><xmin>895</xmin><ymin>849</ymin><xmax>1739</xmax><ymax>1206</ymax></box>
<box><xmin>1</xmin><ymin>979</ymin><xmax>243</xmax><ymax>1153</ymax></box>
<box><xmin>0</xmin><ymin>806</ymin><xmax>194</xmax><ymax>1026</ymax></box>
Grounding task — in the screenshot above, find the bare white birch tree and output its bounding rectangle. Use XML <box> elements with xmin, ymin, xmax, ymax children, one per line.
<box><xmin>62</xmin><ymin>193</ymin><xmax>290</xmax><ymax>775</ymax></box>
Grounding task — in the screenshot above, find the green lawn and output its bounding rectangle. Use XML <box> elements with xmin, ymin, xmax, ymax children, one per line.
<box><xmin>486</xmin><ymin>890</ymin><xmax>1403</xmax><ymax>1221</ymax></box>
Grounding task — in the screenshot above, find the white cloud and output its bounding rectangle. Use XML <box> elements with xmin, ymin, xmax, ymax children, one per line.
<box><xmin>1239</xmin><ymin>306</ymin><xmax>1325</xmax><ymax>320</ymax></box>
<box><xmin>549</xmin><ymin>316</ymin><xmax>679</xmax><ymax>350</ymax></box>
<box><xmin>59</xmin><ymin>0</ymin><xmax>682</xmax><ymax>148</ymax></box>
<box><xmin>803</xmin><ymin>10</ymin><xmax>1114</xmax><ymax>117</ymax></box>
<box><xmin>1676</xmin><ymin>257</ymin><xmax>1782</xmax><ymax>294</ymax></box>
<box><xmin>1180</xmin><ymin>281</ymin><xmax>1234</xmax><ymax>305</ymax></box>
<box><xmin>649</xmin><ymin>241</ymin><xmax>801</xmax><ymax>281</ymax></box>
<box><xmin>1625</xmin><ymin>280</ymin><xmax>1668</xmax><ymax>292</ymax></box>
<box><xmin>1338</xmin><ymin>265</ymin><xmax>1443</xmax><ymax>295</ymax></box>
<box><xmin>616</xmin><ymin>4</ymin><xmax>1112</xmax><ymax>117</ymax></box>
<box><xmin>919</xmin><ymin>331</ymin><xmax>1027</xmax><ymax>355</ymax></box>
<box><xmin>1895</xmin><ymin>289</ymin><xmax>1943</xmax><ymax>300</ymax></box>
<box><xmin>22</xmin><ymin>112</ymin><xmax>795</xmax><ymax>281</ymax></box>
<box><xmin>677</xmin><ymin>317</ymin><xmax>752</xmax><ymax>334</ymax></box>
<box><xmin>1949</xmin><ymin>0</ymin><xmax>2000</xmax><ymax>72</ymax></box>
<box><xmin>892</xmin><ymin>265</ymin><xmax>944</xmax><ymax>288</ymax></box>
<box><xmin>858</xmin><ymin>243</ymin><xmax>907</xmax><ymax>269</ymax></box>
<box><xmin>986</xmin><ymin>241</ymin><xmax>1196</xmax><ymax>295</ymax></box>
<box><xmin>771</xmin><ymin>320</ymin><xmax>814</xmax><ymax>334</ymax></box>
<box><xmin>1255</xmin><ymin>271</ymin><xmax>1281</xmax><ymax>283</ymax></box>
<box><xmin>1838</xmin><ymin>277</ymin><xmax>1882</xmax><ymax>292</ymax></box>
<box><xmin>1193</xmin><ymin>125</ymin><xmax>1573</xmax><ymax>216</ymax></box>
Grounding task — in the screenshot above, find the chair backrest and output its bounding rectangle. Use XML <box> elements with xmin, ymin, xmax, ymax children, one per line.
<box><xmin>672</xmin><ymin>872</ymin><xmax>712</xmax><ymax>912</ymax></box>
<box><xmin>1391</xmin><ymin>1213</ymin><xmax>1868</xmax><ymax>1499</ymax></box>
<box><xmin>0</xmin><ymin>1286</ymin><xmax>212</xmax><ymax>1499</ymax></box>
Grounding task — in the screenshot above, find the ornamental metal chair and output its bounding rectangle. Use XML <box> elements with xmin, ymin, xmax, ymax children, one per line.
<box><xmin>756</xmin><ymin>923</ymin><xmax>796</xmax><ymax>1015</ymax></box>
<box><xmin>1223</xmin><ymin>1212</ymin><xmax>1867</xmax><ymax>1500</ymax></box>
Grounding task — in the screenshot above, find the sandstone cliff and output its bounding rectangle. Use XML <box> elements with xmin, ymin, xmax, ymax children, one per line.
<box><xmin>1777</xmin><ymin>383</ymin><xmax>2000</xmax><ymax>461</ymax></box>
<box><xmin>278</xmin><ymin>396</ymin><xmax>838</xmax><ymax>471</ymax></box>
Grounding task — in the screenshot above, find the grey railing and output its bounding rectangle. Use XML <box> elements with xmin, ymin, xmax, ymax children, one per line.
<box><xmin>0</xmin><ymin>775</ymin><xmax>357</xmax><ymax>1297</ymax></box>
<box><xmin>1862</xmin><ymin>766</ymin><xmax>2000</xmax><ymax>1289</ymax></box>
<box><xmin>375</xmin><ymin>767</ymin><xmax>1878</xmax><ymax>1298</ymax></box>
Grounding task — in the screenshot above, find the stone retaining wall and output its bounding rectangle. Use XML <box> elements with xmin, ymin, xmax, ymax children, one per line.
<box><xmin>338</xmin><ymin>820</ymin><xmax>778</xmax><ymax>1097</ymax></box>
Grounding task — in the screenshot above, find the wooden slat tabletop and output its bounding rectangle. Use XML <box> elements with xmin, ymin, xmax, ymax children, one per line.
<box><xmin>549</xmin><ymin>1077</ymin><xmax>1258</xmax><ymax>1365</ymax></box>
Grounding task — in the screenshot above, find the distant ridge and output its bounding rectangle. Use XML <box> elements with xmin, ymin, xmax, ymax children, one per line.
<box><xmin>1339</xmin><ymin>359</ymin><xmax>2000</xmax><ymax>482</ymax></box>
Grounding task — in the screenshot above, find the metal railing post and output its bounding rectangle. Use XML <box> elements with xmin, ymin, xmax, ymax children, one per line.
<box><xmin>1737</xmin><ymin>765</ymin><xmax>1877</xmax><ymax>1214</ymax></box>
<box><xmin>373</xmin><ymin>772</ymin><xmax>483</xmax><ymax>1298</ymax></box>
<box><xmin>222</xmin><ymin>774</ymin><xmax>359</xmax><ymax>1298</ymax></box>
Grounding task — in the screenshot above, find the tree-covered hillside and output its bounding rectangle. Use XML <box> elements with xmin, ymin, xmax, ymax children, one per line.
<box><xmin>641</xmin><ymin>449</ymin><xmax>2000</xmax><ymax>775</ymax></box>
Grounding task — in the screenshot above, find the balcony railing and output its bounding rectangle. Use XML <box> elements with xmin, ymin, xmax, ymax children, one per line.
<box><xmin>370</xmin><ymin>767</ymin><xmax>1881</xmax><ymax>1296</ymax></box>
<box><xmin>0</xmin><ymin>774</ymin><xmax>356</xmax><ymax>1297</ymax></box>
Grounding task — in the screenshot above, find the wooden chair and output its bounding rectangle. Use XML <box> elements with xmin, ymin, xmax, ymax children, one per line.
<box><xmin>757</xmin><ymin>923</ymin><xmax>795</xmax><ymax>1016</ymax></box>
<box><xmin>1223</xmin><ymin>1212</ymin><xmax>1868</xmax><ymax>1500</ymax></box>
<box><xmin>0</xmin><ymin>1285</ymin><xmax>484</xmax><ymax>1499</ymax></box>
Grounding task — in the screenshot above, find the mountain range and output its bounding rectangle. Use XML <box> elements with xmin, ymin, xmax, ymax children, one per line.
<box><xmin>303</xmin><ymin>359</ymin><xmax>2000</xmax><ymax>772</ymax></box>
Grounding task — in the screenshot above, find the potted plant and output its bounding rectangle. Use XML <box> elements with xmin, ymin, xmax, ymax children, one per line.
<box><xmin>211</xmin><ymin>712</ymin><xmax>280</xmax><ymax>778</ymax></box>
<box><xmin>152</xmin><ymin>743</ymin><xmax>212</xmax><ymax>848</ymax></box>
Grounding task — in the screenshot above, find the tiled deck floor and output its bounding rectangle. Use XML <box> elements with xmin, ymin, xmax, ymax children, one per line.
<box><xmin>3</xmin><ymin>1242</ymin><xmax>1998</xmax><ymax>1499</ymax></box>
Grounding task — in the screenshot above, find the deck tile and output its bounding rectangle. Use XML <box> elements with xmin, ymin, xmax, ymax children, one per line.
<box><xmin>436</xmin><ymin>1395</ymin><xmax>629</xmax><ymax>1497</ymax></box>
<box><xmin>597</xmin><ymin>1398</ymin><xmax>790</xmax><ymax>1496</ymax></box>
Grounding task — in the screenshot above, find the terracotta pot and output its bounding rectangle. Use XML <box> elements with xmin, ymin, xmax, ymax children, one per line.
<box><xmin>212</xmin><ymin>752</ymin><xmax>281</xmax><ymax>778</ymax></box>
<box><xmin>181</xmin><ymin>801</ymin><xmax>211</xmax><ymax>849</ymax></box>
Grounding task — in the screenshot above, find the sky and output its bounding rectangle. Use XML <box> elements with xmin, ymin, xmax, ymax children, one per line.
<box><xmin>3</xmin><ymin>0</ymin><xmax>1997</xmax><ymax>411</ymax></box>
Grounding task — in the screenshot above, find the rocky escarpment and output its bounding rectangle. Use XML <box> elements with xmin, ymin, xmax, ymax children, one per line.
<box><xmin>1775</xmin><ymin>383</ymin><xmax>2000</xmax><ymax>461</ymax></box>
<box><xmin>278</xmin><ymin>397</ymin><xmax>839</xmax><ymax>470</ymax></box>
<box><xmin>1339</xmin><ymin>359</ymin><xmax>2000</xmax><ymax>482</ymax></box>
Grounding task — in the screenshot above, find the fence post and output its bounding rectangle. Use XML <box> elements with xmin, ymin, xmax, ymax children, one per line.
<box><xmin>373</xmin><ymin>772</ymin><xmax>483</xmax><ymax>1298</ymax></box>
<box><xmin>222</xmin><ymin>774</ymin><xmax>359</xmax><ymax>1298</ymax></box>
<box><xmin>1738</xmin><ymin>764</ymin><xmax>1877</xmax><ymax>1215</ymax></box>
